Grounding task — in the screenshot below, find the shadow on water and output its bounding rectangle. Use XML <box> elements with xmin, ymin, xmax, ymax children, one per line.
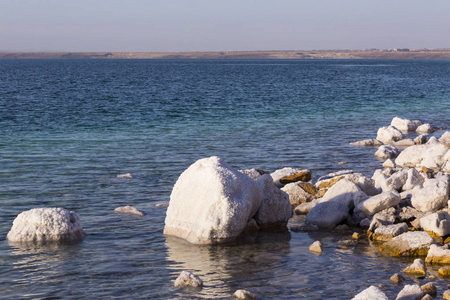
<box><xmin>165</xmin><ymin>228</ymin><xmax>291</xmax><ymax>299</ymax></box>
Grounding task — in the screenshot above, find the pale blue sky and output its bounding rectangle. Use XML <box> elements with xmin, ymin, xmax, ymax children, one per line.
<box><xmin>1</xmin><ymin>0</ymin><xmax>449</xmax><ymax>52</ymax></box>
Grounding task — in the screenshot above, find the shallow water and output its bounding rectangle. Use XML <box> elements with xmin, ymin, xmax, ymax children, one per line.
<box><xmin>1</xmin><ymin>59</ymin><xmax>450</xmax><ymax>299</ymax></box>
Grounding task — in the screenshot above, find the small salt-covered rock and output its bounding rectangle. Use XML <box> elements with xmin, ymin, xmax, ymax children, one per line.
<box><xmin>233</xmin><ymin>289</ymin><xmax>256</xmax><ymax>299</ymax></box>
<box><xmin>281</xmin><ymin>182</ymin><xmax>315</xmax><ymax>207</ymax></box>
<box><xmin>350</xmin><ymin>139</ymin><xmax>384</xmax><ymax>147</ymax></box>
<box><xmin>377</xmin><ymin>231</ymin><xmax>435</xmax><ymax>257</ymax></box>
<box><xmin>371</xmin><ymin>223</ymin><xmax>409</xmax><ymax>242</ymax></box>
<box><xmin>155</xmin><ymin>202</ymin><xmax>170</xmax><ymax>208</ymax></box>
<box><xmin>402</xmin><ymin>258</ymin><xmax>427</xmax><ymax>275</ymax></box>
<box><xmin>351</xmin><ymin>285</ymin><xmax>388</xmax><ymax>300</ymax></box>
<box><xmin>239</xmin><ymin>168</ymin><xmax>265</xmax><ymax>181</ymax></box>
<box><xmin>377</xmin><ymin>125</ymin><xmax>404</xmax><ymax>144</ymax></box>
<box><xmin>425</xmin><ymin>244</ymin><xmax>450</xmax><ymax>264</ymax></box>
<box><xmin>416</xmin><ymin>123</ymin><xmax>433</xmax><ymax>134</ymax></box>
<box><xmin>420</xmin><ymin>211</ymin><xmax>450</xmax><ymax>237</ymax></box>
<box><xmin>391</xmin><ymin>117</ymin><xmax>422</xmax><ymax>132</ymax></box>
<box><xmin>355</xmin><ymin>191</ymin><xmax>401</xmax><ymax>218</ymax></box>
<box><xmin>420</xmin><ymin>282</ymin><xmax>437</xmax><ymax>298</ymax></box>
<box><xmin>402</xmin><ymin>168</ymin><xmax>425</xmax><ymax>191</ymax></box>
<box><xmin>174</xmin><ymin>271</ymin><xmax>203</xmax><ymax>288</ymax></box>
<box><xmin>375</xmin><ymin>145</ymin><xmax>401</xmax><ymax>159</ymax></box>
<box><xmin>7</xmin><ymin>207</ymin><xmax>85</xmax><ymax>243</ymax></box>
<box><xmin>117</xmin><ymin>173</ymin><xmax>133</xmax><ymax>179</ymax></box>
<box><xmin>309</xmin><ymin>240</ymin><xmax>323</xmax><ymax>253</ymax></box>
<box><xmin>270</xmin><ymin>167</ymin><xmax>311</xmax><ymax>188</ymax></box>
<box><xmin>439</xmin><ymin>266</ymin><xmax>450</xmax><ymax>278</ymax></box>
<box><xmin>390</xmin><ymin>273</ymin><xmax>405</xmax><ymax>284</ymax></box>
<box><xmin>395</xmin><ymin>284</ymin><xmax>424</xmax><ymax>300</ymax></box>
<box><xmin>114</xmin><ymin>205</ymin><xmax>145</xmax><ymax>216</ymax></box>
<box><xmin>385</xmin><ymin>171</ymin><xmax>408</xmax><ymax>192</ymax></box>
<box><xmin>393</xmin><ymin>139</ymin><xmax>415</xmax><ymax>147</ymax></box>
<box><xmin>411</xmin><ymin>177</ymin><xmax>450</xmax><ymax>213</ymax></box>
<box><xmin>383</xmin><ymin>159</ymin><xmax>396</xmax><ymax>169</ymax></box>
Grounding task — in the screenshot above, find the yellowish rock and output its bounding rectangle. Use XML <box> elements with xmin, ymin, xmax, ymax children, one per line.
<box><xmin>298</xmin><ymin>182</ymin><xmax>317</xmax><ymax>195</ymax></box>
<box><xmin>309</xmin><ymin>240</ymin><xmax>323</xmax><ymax>254</ymax></box>
<box><xmin>390</xmin><ymin>273</ymin><xmax>405</xmax><ymax>284</ymax></box>
<box><xmin>438</xmin><ymin>266</ymin><xmax>450</xmax><ymax>278</ymax></box>
<box><xmin>279</xmin><ymin>170</ymin><xmax>312</xmax><ymax>185</ymax></box>
<box><xmin>421</xmin><ymin>282</ymin><xmax>437</xmax><ymax>298</ymax></box>
<box><xmin>317</xmin><ymin>189</ymin><xmax>328</xmax><ymax>198</ymax></box>
<box><xmin>444</xmin><ymin>289</ymin><xmax>450</xmax><ymax>299</ymax></box>
<box><xmin>402</xmin><ymin>258</ymin><xmax>427</xmax><ymax>275</ymax></box>
<box><xmin>317</xmin><ymin>176</ymin><xmax>345</xmax><ymax>190</ymax></box>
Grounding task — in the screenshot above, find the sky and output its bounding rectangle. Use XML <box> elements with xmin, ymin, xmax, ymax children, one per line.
<box><xmin>1</xmin><ymin>0</ymin><xmax>449</xmax><ymax>52</ymax></box>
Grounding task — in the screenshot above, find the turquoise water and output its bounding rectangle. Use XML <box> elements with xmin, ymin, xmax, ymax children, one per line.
<box><xmin>1</xmin><ymin>59</ymin><xmax>450</xmax><ymax>299</ymax></box>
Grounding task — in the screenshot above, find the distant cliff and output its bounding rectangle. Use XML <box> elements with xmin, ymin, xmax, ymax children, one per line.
<box><xmin>1</xmin><ymin>49</ymin><xmax>450</xmax><ymax>59</ymax></box>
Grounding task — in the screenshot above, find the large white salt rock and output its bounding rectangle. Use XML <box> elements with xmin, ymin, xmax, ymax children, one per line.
<box><xmin>411</xmin><ymin>177</ymin><xmax>449</xmax><ymax>213</ymax></box>
<box><xmin>352</xmin><ymin>285</ymin><xmax>388</xmax><ymax>300</ymax></box>
<box><xmin>371</xmin><ymin>223</ymin><xmax>409</xmax><ymax>241</ymax></box>
<box><xmin>281</xmin><ymin>182</ymin><xmax>315</xmax><ymax>207</ymax></box>
<box><xmin>425</xmin><ymin>244</ymin><xmax>450</xmax><ymax>264</ymax></box>
<box><xmin>420</xmin><ymin>211</ymin><xmax>450</xmax><ymax>236</ymax></box>
<box><xmin>319</xmin><ymin>179</ymin><xmax>368</xmax><ymax>209</ymax></box>
<box><xmin>395</xmin><ymin>284</ymin><xmax>424</xmax><ymax>300</ymax></box>
<box><xmin>355</xmin><ymin>191</ymin><xmax>401</xmax><ymax>218</ymax></box>
<box><xmin>416</xmin><ymin>123</ymin><xmax>433</xmax><ymax>134</ymax></box>
<box><xmin>377</xmin><ymin>231</ymin><xmax>435</xmax><ymax>257</ymax></box>
<box><xmin>346</xmin><ymin>173</ymin><xmax>381</xmax><ymax>196</ymax></box>
<box><xmin>7</xmin><ymin>207</ymin><xmax>85</xmax><ymax>243</ymax></box>
<box><xmin>377</xmin><ymin>125</ymin><xmax>404</xmax><ymax>144</ymax></box>
<box><xmin>164</xmin><ymin>156</ymin><xmax>261</xmax><ymax>244</ymax></box>
<box><xmin>254</xmin><ymin>174</ymin><xmax>292</xmax><ymax>228</ymax></box>
<box><xmin>395</xmin><ymin>143</ymin><xmax>449</xmax><ymax>168</ymax></box>
<box><xmin>391</xmin><ymin>117</ymin><xmax>422</xmax><ymax>132</ymax></box>
<box><xmin>402</xmin><ymin>168</ymin><xmax>425</xmax><ymax>191</ymax></box>
<box><xmin>306</xmin><ymin>201</ymin><xmax>349</xmax><ymax>228</ymax></box>
<box><xmin>239</xmin><ymin>168</ymin><xmax>263</xmax><ymax>181</ymax></box>
<box><xmin>440</xmin><ymin>131</ymin><xmax>450</xmax><ymax>145</ymax></box>
<box><xmin>375</xmin><ymin>144</ymin><xmax>401</xmax><ymax>159</ymax></box>
<box><xmin>385</xmin><ymin>171</ymin><xmax>408</xmax><ymax>192</ymax></box>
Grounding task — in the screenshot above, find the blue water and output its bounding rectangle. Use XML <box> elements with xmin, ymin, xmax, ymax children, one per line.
<box><xmin>1</xmin><ymin>59</ymin><xmax>450</xmax><ymax>299</ymax></box>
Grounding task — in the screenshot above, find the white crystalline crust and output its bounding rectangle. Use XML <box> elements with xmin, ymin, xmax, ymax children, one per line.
<box><xmin>395</xmin><ymin>284</ymin><xmax>424</xmax><ymax>300</ymax></box>
<box><xmin>392</xmin><ymin>231</ymin><xmax>434</xmax><ymax>249</ymax></box>
<box><xmin>7</xmin><ymin>207</ymin><xmax>85</xmax><ymax>242</ymax></box>
<box><xmin>352</xmin><ymin>285</ymin><xmax>388</xmax><ymax>300</ymax></box>
<box><xmin>427</xmin><ymin>244</ymin><xmax>450</xmax><ymax>258</ymax></box>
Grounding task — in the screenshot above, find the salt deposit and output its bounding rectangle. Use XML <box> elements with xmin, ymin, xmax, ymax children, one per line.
<box><xmin>114</xmin><ymin>205</ymin><xmax>145</xmax><ymax>216</ymax></box>
<box><xmin>395</xmin><ymin>284</ymin><xmax>424</xmax><ymax>300</ymax></box>
<box><xmin>174</xmin><ymin>271</ymin><xmax>203</xmax><ymax>288</ymax></box>
<box><xmin>391</xmin><ymin>116</ymin><xmax>422</xmax><ymax>132</ymax></box>
<box><xmin>7</xmin><ymin>207</ymin><xmax>85</xmax><ymax>243</ymax></box>
<box><xmin>402</xmin><ymin>258</ymin><xmax>427</xmax><ymax>275</ymax></box>
<box><xmin>420</xmin><ymin>211</ymin><xmax>450</xmax><ymax>236</ymax></box>
<box><xmin>376</xmin><ymin>125</ymin><xmax>404</xmax><ymax>144</ymax></box>
<box><xmin>352</xmin><ymin>285</ymin><xmax>388</xmax><ymax>300</ymax></box>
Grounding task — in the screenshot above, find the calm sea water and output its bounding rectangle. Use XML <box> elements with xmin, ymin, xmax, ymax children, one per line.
<box><xmin>1</xmin><ymin>59</ymin><xmax>450</xmax><ymax>299</ymax></box>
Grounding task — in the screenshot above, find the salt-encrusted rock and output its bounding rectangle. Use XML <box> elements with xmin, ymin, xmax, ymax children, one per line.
<box><xmin>391</xmin><ymin>117</ymin><xmax>422</xmax><ymax>132</ymax></box>
<box><xmin>402</xmin><ymin>168</ymin><xmax>425</xmax><ymax>191</ymax></box>
<box><xmin>377</xmin><ymin>231</ymin><xmax>435</xmax><ymax>257</ymax></box>
<box><xmin>440</xmin><ymin>131</ymin><xmax>450</xmax><ymax>145</ymax></box>
<box><xmin>411</xmin><ymin>177</ymin><xmax>450</xmax><ymax>212</ymax></box>
<box><xmin>352</xmin><ymin>285</ymin><xmax>388</xmax><ymax>300</ymax></box>
<box><xmin>420</xmin><ymin>211</ymin><xmax>450</xmax><ymax>237</ymax></box>
<box><xmin>289</xmin><ymin>224</ymin><xmax>318</xmax><ymax>232</ymax></box>
<box><xmin>420</xmin><ymin>282</ymin><xmax>437</xmax><ymax>298</ymax></box>
<box><xmin>254</xmin><ymin>174</ymin><xmax>292</xmax><ymax>228</ymax></box>
<box><xmin>377</xmin><ymin>125</ymin><xmax>404</xmax><ymax>144</ymax></box>
<box><xmin>281</xmin><ymin>182</ymin><xmax>315</xmax><ymax>207</ymax></box>
<box><xmin>390</xmin><ymin>273</ymin><xmax>405</xmax><ymax>284</ymax></box>
<box><xmin>439</xmin><ymin>266</ymin><xmax>450</xmax><ymax>277</ymax></box>
<box><xmin>117</xmin><ymin>173</ymin><xmax>133</xmax><ymax>179</ymax></box>
<box><xmin>368</xmin><ymin>214</ymin><xmax>395</xmax><ymax>233</ymax></box>
<box><xmin>164</xmin><ymin>156</ymin><xmax>261</xmax><ymax>244</ymax></box>
<box><xmin>402</xmin><ymin>258</ymin><xmax>427</xmax><ymax>275</ymax></box>
<box><xmin>375</xmin><ymin>145</ymin><xmax>401</xmax><ymax>159</ymax></box>
<box><xmin>319</xmin><ymin>179</ymin><xmax>368</xmax><ymax>209</ymax></box>
<box><xmin>425</xmin><ymin>244</ymin><xmax>450</xmax><ymax>264</ymax></box>
<box><xmin>385</xmin><ymin>171</ymin><xmax>408</xmax><ymax>192</ymax></box>
<box><xmin>7</xmin><ymin>207</ymin><xmax>85</xmax><ymax>243</ymax></box>
<box><xmin>350</xmin><ymin>139</ymin><xmax>384</xmax><ymax>147</ymax></box>
<box><xmin>306</xmin><ymin>201</ymin><xmax>349</xmax><ymax>228</ymax></box>
<box><xmin>114</xmin><ymin>205</ymin><xmax>145</xmax><ymax>216</ymax></box>
<box><xmin>383</xmin><ymin>159</ymin><xmax>396</xmax><ymax>169</ymax></box>
<box><xmin>421</xmin><ymin>293</ymin><xmax>433</xmax><ymax>300</ymax></box>
<box><xmin>427</xmin><ymin>136</ymin><xmax>439</xmax><ymax>145</ymax></box>
<box><xmin>315</xmin><ymin>170</ymin><xmax>353</xmax><ymax>190</ymax></box>
<box><xmin>346</xmin><ymin>173</ymin><xmax>381</xmax><ymax>196</ymax></box>
<box><xmin>174</xmin><ymin>271</ymin><xmax>203</xmax><ymax>288</ymax></box>
<box><xmin>309</xmin><ymin>240</ymin><xmax>323</xmax><ymax>253</ymax></box>
<box><xmin>270</xmin><ymin>167</ymin><xmax>311</xmax><ymax>188</ymax></box>
<box><xmin>395</xmin><ymin>143</ymin><xmax>449</xmax><ymax>169</ymax></box>
<box><xmin>393</xmin><ymin>139</ymin><xmax>416</xmax><ymax>147</ymax></box>
<box><xmin>239</xmin><ymin>168</ymin><xmax>265</xmax><ymax>181</ymax></box>
<box><xmin>355</xmin><ymin>191</ymin><xmax>401</xmax><ymax>218</ymax></box>
<box><xmin>371</xmin><ymin>223</ymin><xmax>409</xmax><ymax>241</ymax></box>
<box><xmin>395</xmin><ymin>284</ymin><xmax>424</xmax><ymax>300</ymax></box>
<box><xmin>398</xmin><ymin>206</ymin><xmax>423</xmax><ymax>223</ymax></box>
<box><xmin>294</xmin><ymin>200</ymin><xmax>318</xmax><ymax>215</ymax></box>
<box><xmin>413</xmin><ymin>135</ymin><xmax>427</xmax><ymax>145</ymax></box>
<box><xmin>233</xmin><ymin>289</ymin><xmax>256</xmax><ymax>299</ymax></box>
<box><xmin>416</xmin><ymin>123</ymin><xmax>433</xmax><ymax>134</ymax></box>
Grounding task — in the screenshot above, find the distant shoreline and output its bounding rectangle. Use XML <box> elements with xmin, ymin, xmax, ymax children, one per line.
<box><xmin>1</xmin><ymin>49</ymin><xmax>450</xmax><ymax>59</ymax></box>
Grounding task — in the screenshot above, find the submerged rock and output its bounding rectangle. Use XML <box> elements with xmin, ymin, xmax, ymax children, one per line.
<box><xmin>114</xmin><ymin>205</ymin><xmax>145</xmax><ymax>216</ymax></box>
<box><xmin>309</xmin><ymin>240</ymin><xmax>323</xmax><ymax>254</ymax></box>
<box><xmin>164</xmin><ymin>156</ymin><xmax>261</xmax><ymax>244</ymax></box>
<box><xmin>233</xmin><ymin>289</ymin><xmax>256</xmax><ymax>299</ymax></box>
<box><xmin>350</xmin><ymin>139</ymin><xmax>383</xmax><ymax>147</ymax></box>
<box><xmin>117</xmin><ymin>173</ymin><xmax>133</xmax><ymax>179</ymax></box>
<box><xmin>174</xmin><ymin>271</ymin><xmax>203</xmax><ymax>288</ymax></box>
<box><xmin>7</xmin><ymin>207</ymin><xmax>85</xmax><ymax>243</ymax></box>
<box><xmin>352</xmin><ymin>285</ymin><xmax>388</xmax><ymax>300</ymax></box>
<box><xmin>377</xmin><ymin>231</ymin><xmax>435</xmax><ymax>257</ymax></box>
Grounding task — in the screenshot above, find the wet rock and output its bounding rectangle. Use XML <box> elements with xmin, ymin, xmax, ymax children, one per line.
<box><xmin>281</xmin><ymin>182</ymin><xmax>315</xmax><ymax>207</ymax></box>
<box><xmin>164</xmin><ymin>156</ymin><xmax>261</xmax><ymax>244</ymax></box>
<box><xmin>309</xmin><ymin>240</ymin><xmax>323</xmax><ymax>253</ymax></box>
<box><xmin>350</xmin><ymin>139</ymin><xmax>384</xmax><ymax>147</ymax></box>
<box><xmin>255</xmin><ymin>174</ymin><xmax>292</xmax><ymax>228</ymax></box>
<box><xmin>391</xmin><ymin>117</ymin><xmax>422</xmax><ymax>132</ymax></box>
<box><xmin>425</xmin><ymin>244</ymin><xmax>450</xmax><ymax>264</ymax></box>
<box><xmin>390</xmin><ymin>273</ymin><xmax>405</xmax><ymax>284</ymax></box>
<box><xmin>270</xmin><ymin>167</ymin><xmax>311</xmax><ymax>188</ymax></box>
<box><xmin>233</xmin><ymin>289</ymin><xmax>256</xmax><ymax>299</ymax></box>
<box><xmin>7</xmin><ymin>207</ymin><xmax>85</xmax><ymax>243</ymax></box>
<box><xmin>351</xmin><ymin>285</ymin><xmax>388</xmax><ymax>300</ymax></box>
<box><xmin>114</xmin><ymin>205</ymin><xmax>145</xmax><ymax>216</ymax></box>
<box><xmin>354</xmin><ymin>191</ymin><xmax>401</xmax><ymax>218</ymax></box>
<box><xmin>371</xmin><ymin>223</ymin><xmax>409</xmax><ymax>242</ymax></box>
<box><xmin>174</xmin><ymin>271</ymin><xmax>203</xmax><ymax>288</ymax></box>
<box><xmin>402</xmin><ymin>258</ymin><xmax>427</xmax><ymax>275</ymax></box>
<box><xmin>420</xmin><ymin>211</ymin><xmax>450</xmax><ymax>237</ymax></box>
<box><xmin>439</xmin><ymin>266</ymin><xmax>450</xmax><ymax>278</ymax></box>
<box><xmin>395</xmin><ymin>284</ymin><xmax>423</xmax><ymax>300</ymax></box>
<box><xmin>377</xmin><ymin>231</ymin><xmax>435</xmax><ymax>257</ymax></box>
<box><xmin>411</xmin><ymin>177</ymin><xmax>449</xmax><ymax>213</ymax></box>
<box><xmin>117</xmin><ymin>173</ymin><xmax>133</xmax><ymax>179</ymax></box>
<box><xmin>375</xmin><ymin>145</ymin><xmax>401</xmax><ymax>159</ymax></box>
<box><xmin>377</xmin><ymin>125</ymin><xmax>404</xmax><ymax>144</ymax></box>
<box><xmin>420</xmin><ymin>282</ymin><xmax>437</xmax><ymax>298</ymax></box>
<box><xmin>306</xmin><ymin>201</ymin><xmax>349</xmax><ymax>228</ymax></box>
